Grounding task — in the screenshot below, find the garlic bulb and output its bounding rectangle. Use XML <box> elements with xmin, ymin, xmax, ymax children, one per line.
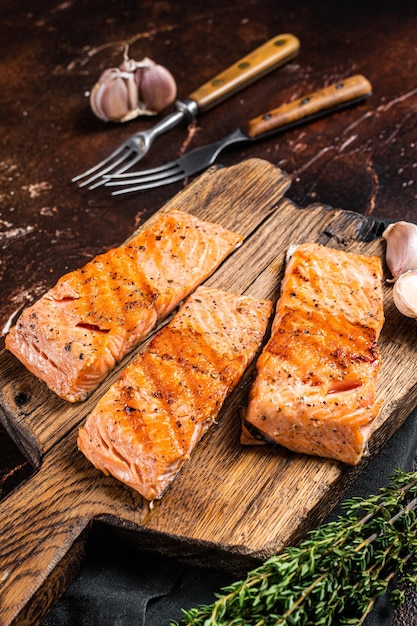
<box><xmin>392</xmin><ymin>270</ymin><xmax>417</xmax><ymax>317</ymax></box>
<box><xmin>90</xmin><ymin>48</ymin><xmax>177</xmax><ymax>123</ymax></box>
<box><xmin>383</xmin><ymin>221</ymin><xmax>417</xmax><ymax>281</ymax></box>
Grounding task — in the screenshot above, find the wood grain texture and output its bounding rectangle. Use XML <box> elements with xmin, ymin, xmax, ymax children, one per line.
<box><xmin>1</xmin><ymin>159</ymin><xmax>417</xmax><ymax>625</ymax></box>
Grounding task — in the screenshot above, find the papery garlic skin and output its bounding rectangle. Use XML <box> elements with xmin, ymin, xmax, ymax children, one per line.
<box><xmin>392</xmin><ymin>269</ymin><xmax>417</xmax><ymax>318</ymax></box>
<box><xmin>89</xmin><ymin>51</ymin><xmax>177</xmax><ymax>123</ymax></box>
<box><xmin>383</xmin><ymin>221</ymin><xmax>417</xmax><ymax>282</ymax></box>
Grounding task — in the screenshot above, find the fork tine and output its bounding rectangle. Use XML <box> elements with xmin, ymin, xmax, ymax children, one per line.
<box><xmin>105</xmin><ymin>159</ymin><xmax>181</xmax><ymax>180</ymax></box>
<box><xmin>71</xmin><ymin>144</ymin><xmax>126</xmax><ymax>184</ymax></box>
<box><xmin>108</xmin><ymin>151</ymin><xmax>149</xmax><ymax>177</ymax></box>
<box><xmin>78</xmin><ymin>149</ymin><xmax>135</xmax><ymax>189</ymax></box>
<box><xmin>110</xmin><ymin>171</ymin><xmax>187</xmax><ymax>195</ymax></box>
<box><xmin>105</xmin><ymin>162</ymin><xmax>181</xmax><ymax>187</ymax></box>
<box><xmin>78</xmin><ymin>140</ymin><xmax>154</xmax><ymax>189</ymax></box>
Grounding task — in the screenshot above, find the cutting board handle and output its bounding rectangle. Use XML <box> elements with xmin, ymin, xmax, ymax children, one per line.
<box><xmin>0</xmin><ymin>434</ymin><xmax>147</xmax><ymax>626</ymax></box>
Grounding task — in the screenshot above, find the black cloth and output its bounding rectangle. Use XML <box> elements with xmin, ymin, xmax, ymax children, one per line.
<box><xmin>43</xmin><ymin>409</ymin><xmax>417</xmax><ymax>626</ymax></box>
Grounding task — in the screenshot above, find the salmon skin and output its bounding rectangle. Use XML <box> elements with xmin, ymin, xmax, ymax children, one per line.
<box><xmin>242</xmin><ymin>243</ymin><xmax>384</xmax><ymax>466</ymax></box>
<box><xmin>78</xmin><ymin>286</ymin><xmax>273</xmax><ymax>501</ymax></box>
<box><xmin>5</xmin><ymin>210</ymin><xmax>242</xmax><ymax>402</ymax></box>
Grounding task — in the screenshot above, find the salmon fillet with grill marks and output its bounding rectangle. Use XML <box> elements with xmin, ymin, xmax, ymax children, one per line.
<box><xmin>5</xmin><ymin>210</ymin><xmax>242</xmax><ymax>402</ymax></box>
<box><xmin>77</xmin><ymin>286</ymin><xmax>273</xmax><ymax>500</ymax></box>
<box><xmin>242</xmin><ymin>243</ymin><xmax>384</xmax><ymax>465</ymax></box>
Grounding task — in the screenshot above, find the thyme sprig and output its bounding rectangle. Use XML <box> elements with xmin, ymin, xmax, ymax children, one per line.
<box><xmin>173</xmin><ymin>469</ymin><xmax>417</xmax><ymax>626</ymax></box>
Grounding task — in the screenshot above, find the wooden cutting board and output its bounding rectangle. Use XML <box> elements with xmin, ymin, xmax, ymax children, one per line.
<box><xmin>1</xmin><ymin>158</ymin><xmax>417</xmax><ymax>626</ymax></box>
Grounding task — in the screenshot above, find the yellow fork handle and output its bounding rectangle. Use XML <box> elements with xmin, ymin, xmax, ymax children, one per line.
<box><xmin>243</xmin><ymin>74</ymin><xmax>372</xmax><ymax>138</ymax></box>
<box><xmin>189</xmin><ymin>34</ymin><xmax>300</xmax><ymax>112</ymax></box>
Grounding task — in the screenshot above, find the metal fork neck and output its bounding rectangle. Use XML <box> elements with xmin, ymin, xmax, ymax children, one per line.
<box><xmin>137</xmin><ymin>99</ymin><xmax>199</xmax><ymax>144</ymax></box>
<box><xmin>175</xmin><ymin>98</ymin><xmax>200</xmax><ymax>123</ymax></box>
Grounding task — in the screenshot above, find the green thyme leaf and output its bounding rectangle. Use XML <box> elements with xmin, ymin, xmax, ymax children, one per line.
<box><xmin>172</xmin><ymin>469</ymin><xmax>417</xmax><ymax>626</ymax></box>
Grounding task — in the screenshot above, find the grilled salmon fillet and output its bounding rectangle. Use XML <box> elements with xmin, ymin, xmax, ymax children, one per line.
<box><xmin>78</xmin><ymin>286</ymin><xmax>272</xmax><ymax>500</ymax></box>
<box><xmin>242</xmin><ymin>243</ymin><xmax>384</xmax><ymax>465</ymax></box>
<box><xmin>5</xmin><ymin>210</ymin><xmax>242</xmax><ymax>402</ymax></box>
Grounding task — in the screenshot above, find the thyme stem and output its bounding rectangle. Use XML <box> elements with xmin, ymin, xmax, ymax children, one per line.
<box><xmin>173</xmin><ymin>469</ymin><xmax>417</xmax><ymax>626</ymax></box>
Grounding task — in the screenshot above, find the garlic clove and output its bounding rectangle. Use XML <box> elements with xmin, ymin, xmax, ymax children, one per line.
<box><xmin>383</xmin><ymin>220</ymin><xmax>417</xmax><ymax>281</ymax></box>
<box><xmin>392</xmin><ymin>269</ymin><xmax>417</xmax><ymax>318</ymax></box>
<box><xmin>90</xmin><ymin>68</ymin><xmax>139</xmax><ymax>123</ymax></box>
<box><xmin>138</xmin><ymin>62</ymin><xmax>177</xmax><ymax>114</ymax></box>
